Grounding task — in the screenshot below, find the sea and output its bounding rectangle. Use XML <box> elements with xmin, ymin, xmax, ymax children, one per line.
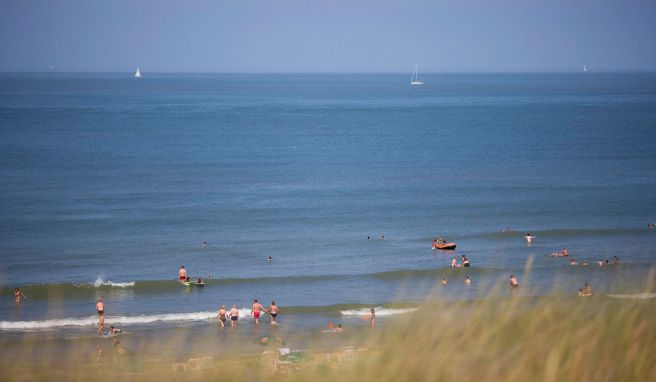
<box><xmin>1</xmin><ymin>72</ymin><xmax>655</xmax><ymax>349</ymax></box>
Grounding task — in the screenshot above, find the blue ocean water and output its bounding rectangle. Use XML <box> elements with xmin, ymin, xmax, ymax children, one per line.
<box><xmin>1</xmin><ymin>73</ymin><xmax>655</xmax><ymax>331</ymax></box>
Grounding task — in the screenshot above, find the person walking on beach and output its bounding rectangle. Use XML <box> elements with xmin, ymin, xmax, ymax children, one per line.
<box><xmin>14</xmin><ymin>288</ymin><xmax>27</xmax><ymax>303</ymax></box>
<box><xmin>230</xmin><ymin>304</ymin><xmax>239</xmax><ymax>328</ymax></box>
<box><xmin>178</xmin><ymin>265</ymin><xmax>187</xmax><ymax>281</ymax></box>
<box><xmin>269</xmin><ymin>301</ymin><xmax>279</xmax><ymax>325</ymax></box>
<box><xmin>369</xmin><ymin>308</ymin><xmax>376</xmax><ymax>328</ymax></box>
<box><xmin>509</xmin><ymin>274</ymin><xmax>519</xmax><ymax>289</ymax></box>
<box><xmin>217</xmin><ymin>305</ymin><xmax>227</xmax><ymax>328</ymax></box>
<box><xmin>251</xmin><ymin>299</ymin><xmax>267</xmax><ymax>325</ymax></box>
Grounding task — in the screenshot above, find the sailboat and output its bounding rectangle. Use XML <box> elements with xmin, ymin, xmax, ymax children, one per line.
<box><xmin>583</xmin><ymin>65</ymin><xmax>588</xmax><ymax>72</ymax></box>
<box><xmin>134</xmin><ymin>68</ymin><xmax>142</xmax><ymax>78</ymax></box>
<box><xmin>410</xmin><ymin>64</ymin><xmax>424</xmax><ymax>85</ymax></box>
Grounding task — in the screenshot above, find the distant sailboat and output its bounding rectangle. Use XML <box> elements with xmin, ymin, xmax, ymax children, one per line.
<box><xmin>410</xmin><ymin>64</ymin><xmax>424</xmax><ymax>85</ymax></box>
<box><xmin>134</xmin><ymin>68</ymin><xmax>142</xmax><ymax>78</ymax></box>
<box><xmin>583</xmin><ymin>65</ymin><xmax>588</xmax><ymax>72</ymax></box>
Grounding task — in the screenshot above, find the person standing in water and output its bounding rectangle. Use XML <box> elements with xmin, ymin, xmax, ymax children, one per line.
<box><xmin>509</xmin><ymin>275</ymin><xmax>519</xmax><ymax>289</ymax></box>
<box><xmin>251</xmin><ymin>299</ymin><xmax>267</xmax><ymax>325</ymax></box>
<box><xmin>369</xmin><ymin>308</ymin><xmax>376</xmax><ymax>328</ymax></box>
<box><xmin>269</xmin><ymin>301</ymin><xmax>279</xmax><ymax>325</ymax></box>
<box><xmin>178</xmin><ymin>266</ymin><xmax>187</xmax><ymax>281</ymax></box>
<box><xmin>96</xmin><ymin>298</ymin><xmax>105</xmax><ymax>334</ymax></box>
<box><xmin>525</xmin><ymin>233</ymin><xmax>534</xmax><ymax>243</ymax></box>
<box><xmin>217</xmin><ymin>305</ymin><xmax>227</xmax><ymax>328</ymax></box>
<box><xmin>14</xmin><ymin>288</ymin><xmax>27</xmax><ymax>303</ymax></box>
<box><xmin>464</xmin><ymin>276</ymin><xmax>471</xmax><ymax>286</ymax></box>
<box><xmin>230</xmin><ymin>304</ymin><xmax>239</xmax><ymax>328</ymax></box>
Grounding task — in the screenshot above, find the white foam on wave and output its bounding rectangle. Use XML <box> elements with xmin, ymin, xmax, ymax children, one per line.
<box><xmin>606</xmin><ymin>293</ymin><xmax>656</xmax><ymax>300</ymax></box>
<box><xmin>340</xmin><ymin>307</ymin><xmax>418</xmax><ymax>316</ymax></box>
<box><xmin>93</xmin><ymin>277</ymin><xmax>135</xmax><ymax>288</ymax></box>
<box><xmin>0</xmin><ymin>308</ymin><xmax>257</xmax><ymax>331</ymax></box>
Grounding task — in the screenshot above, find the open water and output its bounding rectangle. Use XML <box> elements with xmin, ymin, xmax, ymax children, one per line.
<box><xmin>1</xmin><ymin>72</ymin><xmax>655</xmax><ymax>335</ymax></box>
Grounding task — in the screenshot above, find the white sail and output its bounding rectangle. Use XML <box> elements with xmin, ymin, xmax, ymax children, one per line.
<box><xmin>410</xmin><ymin>64</ymin><xmax>424</xmax><ymax>85</ymax></box>
<box><xmin>134</xmin><ymin>68</ymin><xmax>142</xmax><ymax>78</ymax></box>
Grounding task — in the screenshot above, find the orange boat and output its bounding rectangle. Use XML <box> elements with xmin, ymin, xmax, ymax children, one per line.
<box><xmin>432</xmin><ymin>242</ymin><xmax>457</xmax><ymax>250</ymax></box>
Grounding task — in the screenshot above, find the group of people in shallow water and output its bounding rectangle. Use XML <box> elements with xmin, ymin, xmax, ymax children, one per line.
<box><xmin>568</xmin><ymin>256</ymin><xmax>620</xmax><ymax>267</ymax></box>
<box><xmin>216</xmin><ymin>299</ymin><xmax>279</xmax><ymax>328</ymax></box>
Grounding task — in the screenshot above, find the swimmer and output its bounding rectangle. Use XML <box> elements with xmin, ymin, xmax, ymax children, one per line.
<box><xmin>269</xmin><ymin>301</ymin><xmax>279</xmax><ymax>325</ymax></box>
<box><xmin>195</xmin><ymin>278</ymin><xmax>203</xmax><ymax>284</ymax></box>
<box><xmin>14</xmin><ymin>288</ymin><xmax>27</xmax><ymax>303</ymax></box>
<box><xmin>581</xmin><ymin>260</ymin><xmax>588</xmax><ymax>266</ymax></box>
<box><xmin>525</xmin><ymin>233</ymin><xmax>534</xmax><ymax>243</ymax></box>
<box><xmin>648</xmin><ymin>223</ymin><xmax>655</xmax><ymax>230</ymax></box>
<box><xmin>178</xmin><ymin>265</ymin><xmax>187</xmax><ymax>280</ymax></box>
<box><xmin>450</xmin><ymin>257</ymin><xmax>457</xmax><ymax>268</ymax></box>
<box><xmin>562</xmin><ymin>249</ymin><xmax>569</xmax><ymax>257</ymax></box>
<box><xmin>462</xmin><ymin>255</ymin><xmax>470</xmax><ymax>267</ymax></box>
<box><xmin>509</xmin><ymin>274</ymin><xmax>519</xmax><ymax>288</ymax></box>
<box><xmin>369</xmin><ymin>308</ymin><xmax>376</xmax><ymax>328</ymax></box>
<box><xmin>367</xmin><ymin>236</ymin><xmax>370</xmax><ymax>240</ymax></box>
<box><xmin>267</xmin><ymin>256</ymin><xmax>272</xmax><ymax>261</ymax></box>
<box><xmin>441</xmin><ymin>278</ymin><xmax>448</xmax><ymax>286</ymax></box>
<box><xmin>217</xmin><ymin>305</ymin><xmax>227</xmax><ymax>328</ymax></box>
<box><xmin>335</xmin><ymin>324</ymin><xmax>343</xmax><ymax>332</ymax></box>
<box><xmin>464</xmin><ymin>276</ymin><xmax>471</xmax><ymax>286</ymax></box>
<box><xmin>613</xmin><ymin>256</ymin><xmax>619</xmax><ymax>265</ymax></box>
<box><xmin>597</xmin><ymin>260</ymin><xmax>604</xmax><ymax>267</ymax></box>
<box><xmin>230</xmin><ymin>304</ymin><xmax>239</xmax><ymax>328</ymax></box>
<box><xmin>570</xmin><ymin>259</ymin><xmax>577</xmax><ymax>266</ymax></box>
<box><xmin>108</xmin><ymin>325</ymin><xmax>121</xmax><ymax>335</ymax></box>
<box><xmin>380</xmin><ymin>234</ymin><xmax>385</xmax><ymax>240</ymax></box>
<box><xmin>251</xmin><ymin>299</ymin><xmax>267</xmax><ymax>325</ymax></box>
<box><xmin>201</xmin><ymin>241</ymin><xmax>208</xmax><ymax>247</ymax></box>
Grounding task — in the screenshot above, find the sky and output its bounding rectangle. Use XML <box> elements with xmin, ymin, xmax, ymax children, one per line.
<box><xmin>1</xmin><ymin>0</ymin><xmax>656</xmax><ymax>72</ymax></box>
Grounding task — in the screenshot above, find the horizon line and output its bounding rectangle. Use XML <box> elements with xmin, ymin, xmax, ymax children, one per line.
<box><xmin>2</xmin><ymin>69</ymin><xmax>656</xmax><ymax>75</ymax></box>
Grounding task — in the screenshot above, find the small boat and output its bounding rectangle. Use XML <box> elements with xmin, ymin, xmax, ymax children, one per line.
<box><xmin>410</xmin><ymin>64</ymin><xmax>424</xmax><ymax>85</ymax></box>
<box><xmin>134</xmin><ymin>68</ymin><xmax>142</xmax><ymax>78</ymax></box>
<box><xmin>433</xmin><ymin>242</ymin><xmax>457</xmax><ymax>250</ymax></box>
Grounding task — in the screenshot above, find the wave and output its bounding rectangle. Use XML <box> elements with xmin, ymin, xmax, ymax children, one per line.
<box><xmin>606</xmin><ymin>293</ymin><xmax>656</xmax><ymax>300</ymax></box>
<box><xmin>0</xmin><ymin>308</ymin><xmax>254</xmax><ymax>331</ymax></box>
<box><xmin>341</xmin><ymin>307</ymin><xmax>418</xmax><ymax>316</ymax></box>
<box><xmin>470</xmin><ymin>228</ymin><xmax>650</xmax><ymax>241</ymax></box>
<box><xmin>93</xmin><ymin>277</ymin><xmax>135</xmax><ymax>288</ymax></box>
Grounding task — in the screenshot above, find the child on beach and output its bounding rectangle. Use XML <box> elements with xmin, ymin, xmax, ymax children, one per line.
<box><xmin>369</xmin><ymin>308</ymin><xmax>376</xmax><ymax>328</ymax></box>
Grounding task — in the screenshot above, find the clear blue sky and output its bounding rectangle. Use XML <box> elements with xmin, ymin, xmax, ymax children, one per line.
<box><xmin>1</xmin><ymin>0</ymin><xmax>655</xmax><ymax>72</ymax></box>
